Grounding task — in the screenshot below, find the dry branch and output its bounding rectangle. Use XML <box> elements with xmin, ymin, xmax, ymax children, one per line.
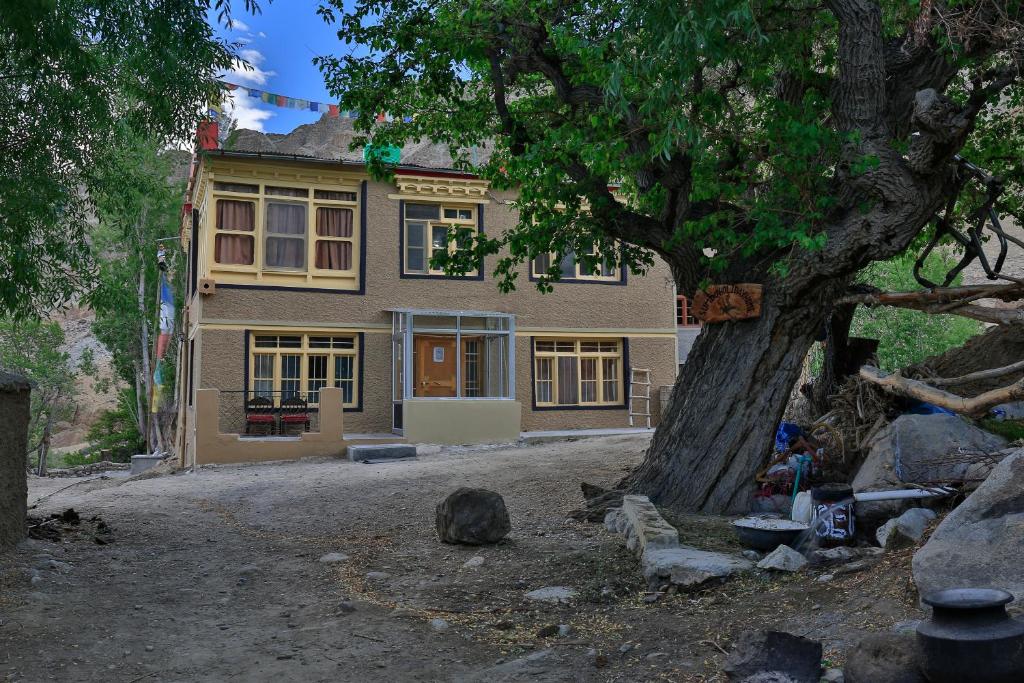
<box><xmin>838</xmin><ymin>284</ymin><xmax>1024</xmax><ymax>325</ymax></box>
<box><xmin>929</xmin><ymin>359</ymin><xmax>1024</xmax><ymax>386</ymax></box>
<box><xmin>859</xmin><ymin>365</ymin><xmax>1024</xmax><ymax>417</ymax></box>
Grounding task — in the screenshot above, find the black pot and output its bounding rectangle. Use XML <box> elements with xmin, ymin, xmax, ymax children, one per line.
<box><xmin>916</xmin><ymin>588</ymin><xmax>1024</xmax><ymax>683</ymax></box>
<box><xmin>732</xmin><ymin>517</ymin><xmax>808</xmax><ymax>552</ymax></box>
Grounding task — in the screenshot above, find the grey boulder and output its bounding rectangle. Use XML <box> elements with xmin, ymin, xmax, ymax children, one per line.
<box><xmin>723</xmin><ymin>630</ymin><xmax>822</xmax><ymax>683</ymax></box>
<box><xmin>436</xmin><ymin>487</ymin><xmax>511</xmax><ymax>545</ymax></box>
<box><xmin>876</xmin><ymin>508</ymin><xmax>936</xmax><ymax>550</ymax></box>
<box><xmin>843</xmin><ymin>633</ymin><xmax>924</xmax><ymax>683</ymax></box>
<box><xmin>913</xmin><ymin>449</ymin><xmax>1024</xmax><ymax>604</ymax></box>
<box><xmin>757</xmin><ymin>545</ymin><xmax>807</xmax><ymax>572</ymax></box>
<box><xmin>852</xmin><ymin>414</ymin><xmax>1005</xmax><ymax>527</ymax></box>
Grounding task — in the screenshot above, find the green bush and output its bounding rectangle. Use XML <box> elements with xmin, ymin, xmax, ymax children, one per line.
<box><xmin>85</xmin><ymin>389</ymin><xmax>144</xmax><ymax>463</ymax></box>
<box><xmin>851</xmin><ymin>251</ymin><xmax>983</xmax><ymax>371</ymax></box>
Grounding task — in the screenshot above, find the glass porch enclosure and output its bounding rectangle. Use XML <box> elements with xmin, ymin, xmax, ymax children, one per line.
<box><xmin>390</xmin><ymin>309</ymin><xmax>515</xmax><ymax>433</ymax></box>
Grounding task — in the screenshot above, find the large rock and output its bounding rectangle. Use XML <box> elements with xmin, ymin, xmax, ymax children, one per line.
<box><xmin>643</xmin><ymin>547</ymin><xmax>752</xmax><ymax>589</ymax></box>
<box><xmin>876</xmin><ymin>508</ymin><xmax>937</xmax><ymax>550</ymax></box>
<box><xmin>757</xmin><ymin>545</ymin><xmax>807</xmax><ymax>572</ymax></box>
<box><xmin>843</xmin><ymin>633</ymin><xmax>924</xmax><ymax>683</ymax></box>
<box><xmin>723</xmin><ymin>630</ymin><xmax>822</xmax><ymax>683</ymax></box>
<box><xmin>913</xmin><ymin>449</ymin><xmax>1024</xmax><ymax>604</ymax></box>
<box><xmin>435</xmin><ymin>488</ymin><xmax>511</xmax><ymax>545</ymax></box>
<box><xmin>853</xmin><ymin>414</ymin><xmax>1006</xmax><ymax>527</ymax></box>
<box><xmin>0</xmin><ymin>371</ymin><xmax>32</xmax><ymax>549</ymax></box>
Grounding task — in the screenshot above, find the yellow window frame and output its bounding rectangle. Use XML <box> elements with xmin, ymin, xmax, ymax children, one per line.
<box><xmin>208</xmin><ymin>178</ymin><xmax>361</xmax><ymax>283</ymax></box>
<box><xmin>248</xmin><ymin>332</ymin><xmax>360</xmax><ymax>408</ymax></box>
<box><xmin>533</xmin><ymin>338</ymin><xmax>624</xmax><ymax>407</ymax></box>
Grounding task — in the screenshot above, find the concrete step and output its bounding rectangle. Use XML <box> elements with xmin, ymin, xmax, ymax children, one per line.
<box><xmin>347</xmin><ymin>444</ymin><xmax>417</xmax><ymax>463</ymax></box>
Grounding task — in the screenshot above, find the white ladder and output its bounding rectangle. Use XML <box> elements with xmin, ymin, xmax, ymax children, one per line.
<box><xmin>628</xmin><ymin>367</ymin><xmax>651</xmax><ymax>428</ymax></box>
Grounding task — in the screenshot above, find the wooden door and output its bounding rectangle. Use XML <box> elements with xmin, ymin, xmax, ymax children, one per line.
<box><xmin>414</xmin><ymin>335</ymin><xmax>457</xmax><ymax>397</ymax></box>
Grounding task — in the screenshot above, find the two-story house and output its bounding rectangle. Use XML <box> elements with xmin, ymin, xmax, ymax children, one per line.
<box><xmin>174</xmin><ymin>134</ymin><xmax>678</xmax><ymax>466</ymax></box>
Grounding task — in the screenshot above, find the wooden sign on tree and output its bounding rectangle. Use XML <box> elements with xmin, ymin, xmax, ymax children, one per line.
<box><xmin>692</xmin><ymin>284</ymin><xmax>764</xmax><ymax>323</ymax></box>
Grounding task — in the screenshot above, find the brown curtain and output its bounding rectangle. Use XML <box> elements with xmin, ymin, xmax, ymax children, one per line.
<box><xmin>316</xmin><ymin>207</ymin><xmax>353</xmax><ymax>237</ymax></box>
<box><xmin>217</xmin><ymin>200</ymin><xmax>255</xmax><ymax>231</ymax></box>
<box><xmin>315</xmin><ymin>241</ymin><xmax>352</xmax><ymax>270</ymax></box>
<box><xmin>214</xmin><ymin>234</ymin><xmax>253</xmax><ymax>265</ymax></box>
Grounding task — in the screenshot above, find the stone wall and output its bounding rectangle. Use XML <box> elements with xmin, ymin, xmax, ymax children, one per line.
<box><xmin>0</xmin><ymin>371</ymin><xmax>31</xmax><ymax>549</ymax></box>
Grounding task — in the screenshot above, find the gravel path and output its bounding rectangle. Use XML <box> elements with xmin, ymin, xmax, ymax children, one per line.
<box><xmin>0</xmin><ymin>434</ymin><xmax>921</xmax><ymax>682</ymax></box>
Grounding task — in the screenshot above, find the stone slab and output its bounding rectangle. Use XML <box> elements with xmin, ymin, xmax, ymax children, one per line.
<box><xmin>130</xmin><ymin>454</ymin><xmax>163</xmax><ymax>476</ymax></box>
<box><xmin>347</xmin><ymin>444</ymin><xmax>417</xmax><ymax>462</ymax></box>
<box><xmin>620</xmin><ymin>495</ymin><xmax>679</xmax><ymax>557</ymax></box>
<box><xmin>642</xmin><ymin>546</ymin><xmax>753</xmax><ymax>588</ymax></box>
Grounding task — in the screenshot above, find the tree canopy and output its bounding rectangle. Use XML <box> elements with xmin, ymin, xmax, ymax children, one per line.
<box><xmin>317</xmin><ymin>0</ymin><xmax>1023</xmax><ymax>294</ymax></box>
<box><xmin>0</xmin><ymin>0</ymin><xmax>258</xmax><ymax>318</ymax></box>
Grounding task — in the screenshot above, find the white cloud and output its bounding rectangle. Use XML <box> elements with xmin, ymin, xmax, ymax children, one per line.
<box><xmin>225</xmin><ymin>90</ymin><xmax>275</xmax><ymax>132</ymax></box>
<box><xmin>229</xmin><ymin>18</ymin><xmax>250</xmax><ymax>32</ymax></box>
<box><xmin>221</xmin><ymin>48</ymin><xmax>276</xmax><ymax>87</ymax></box>
<box><xmin>258</xmin><ymin>31</ymin><xmax>267</xmax><ymax>38</ymax></box>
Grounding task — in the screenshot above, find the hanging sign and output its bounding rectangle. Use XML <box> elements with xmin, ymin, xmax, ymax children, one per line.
<box><xmin>692</xmin><ymin>284</ymin><xmax>763</xmax><ymax>323</ymax></box>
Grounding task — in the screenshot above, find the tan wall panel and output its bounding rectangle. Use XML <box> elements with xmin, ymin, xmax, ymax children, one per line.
<box><xmin>403</xmin><ymin>399</ymin><xmax>521</xmax><ymax>444</ymax></box>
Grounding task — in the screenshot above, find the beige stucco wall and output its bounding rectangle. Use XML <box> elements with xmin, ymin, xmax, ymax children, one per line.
<box><xmin>403</xmin><ymin>399</ymin><xmax>521</xmax><ymax>444</ymax></box>
<box><xmin>184</xmin><ymin>155</ymin><xmax>679</xmax><ymax>450</ymax></box>
<box><xmin>194</xmin><ymin>387</ymin><xmax>348</xmax><ymax>465</ymax></box>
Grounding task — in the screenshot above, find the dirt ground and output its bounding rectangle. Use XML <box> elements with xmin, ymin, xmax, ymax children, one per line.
<box><xmin>0</xmin><ymin>434</ymin><xmax>923</xmax><ymax>682</ymax></box>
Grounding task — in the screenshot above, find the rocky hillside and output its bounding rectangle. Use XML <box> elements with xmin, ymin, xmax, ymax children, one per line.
<box><xmin>227</xmin><ymin>114</ymin><xmax>493</xmax><ymax>169</ymax></box>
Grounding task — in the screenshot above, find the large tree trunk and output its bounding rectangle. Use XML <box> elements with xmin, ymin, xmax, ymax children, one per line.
<box><xmin>623</xmin><ymin>288</ymin><xmax>837</xmax><ymax>513</ymax></box>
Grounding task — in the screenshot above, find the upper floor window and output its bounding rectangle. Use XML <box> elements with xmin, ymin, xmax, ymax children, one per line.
<box><xmin>676</xmin><ymin>295</ymin><xmax>700</xmax><ymax>327</ymax></box>
<box><xmin>402</xmin><ymin>202</ymin><xmax>478</xmax><ymax>277</ymax></box>
<box><xmin>531</xmin><ymin>245</ymin><xmax>619</xmax><ymax>282</ymax></box>
<box><xmin>211</xmin><ymin>181</ymin><xmax>359</xmax><ymax>280</ymax></box>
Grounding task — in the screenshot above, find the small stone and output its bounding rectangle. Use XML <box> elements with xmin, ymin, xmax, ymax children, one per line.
<box><xmin>435</xmin><ymin>487</ymin><xmax>511</xmax><ymax>545</ymax></box>
<box><xmin>430</xmin><ymin>618</ymin><xmax>449</xmax><ymax>632</ymax></box>
<box><xmin>462</xmin><ymin>555</ymin><xmax>485</xmax><ymax>569</ymax></box>
<box><xmin>834</xmin><ymin>558</ymin><xmax>879</xmax><ymax>576</ymax></box>
<box><xmin>646</xmin><ymin>651</ymin><xmax>668</xmax><ymax>660</ymax></box>
<box><xmin>365</xmin><ymin>571</ymin><xmax>391</xmax><ymax>581</ymax></box>
<box><xmin>643</xmin><ymin>592</ymin><xmax>663</xmax><ymax>604</ymax></box>
<box><xmin>536</xmin><ymin>624</ymin><xmax>559</xmax><ymax>638</ymax></box>
<box><xmin>557</xmin><ymin>624</ymin><xmax>573</xmax><ymax>637</ymax></box>
<box><xmin>741</xmin><ymin>549</ymin><xmax>763</xmax><ymax>562</ymax></box>
<box><xmin>390</xmin><ymin>607</ymin><xmax>418</xmax><ymax>618</ymax></box>
<box><xmin>145</xmin><ymin>645</ymin><xmax>154</xmax><ymax>652</ymax></box>
<box><xmin>890</xmin><ymin>619</ymin><xmax>921</xmax><ymax>636</ymax></box>
<box><xmin>756</xmin><ymin>545</ymin><xmax>808</xmax><ymax>572</ymax></box>
<box><xmin>338</xmin><ymin>601</ymin><xmax>357</xmax><ymax>614</ymax></box>
<box><xmin>817</xmin><ymin>574</ymin><xmax>834</xmax><ymax>583</ymax></box>
<box><xmin>524</xmin><ymin>586</ymin><xmax>578</xmax><ymax>603</ymax></box>
<box><xmin>318</xmin><ymin>553</ymin><xmax>349</xmax><ymax>563</ymax></box>
<box><xmin>618</xmin><ymin>643</ymin><xmax>634</xmax><ymax>654</ymax></box>
<box><xmin>822</xmin><ymin>667</ymin><xmax>845</xmax><ymax>683</ymax></box>
<box><xmin>29</xmin><ymin>572</ymin><xmax>42</xmax><ymax>586</ymax></box>
<box><xmin>876</xmin><ymin>508</ymin><xmax>936</xmax><ymax>550</ymax></box>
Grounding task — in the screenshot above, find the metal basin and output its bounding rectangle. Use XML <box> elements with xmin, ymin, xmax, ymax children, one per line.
<box><xmin>733</xmin><ymin>516</ymin><xmax>809</xmax><ymax>552</ymax></box>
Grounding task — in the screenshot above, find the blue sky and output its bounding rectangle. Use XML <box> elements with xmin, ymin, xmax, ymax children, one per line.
<box><xmin>211</xmin><ymin>1</ymin><xmax>354</xmax><ymax>134</ymax></box>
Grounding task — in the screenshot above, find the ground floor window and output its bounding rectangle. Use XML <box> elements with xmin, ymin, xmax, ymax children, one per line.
<box><xmin>249</xmin><ymin>332</ymin><xmax>359</xmax><ymax>407</ymax></box>
<box><xmin>533</xmin><ymin>338</ymin><xmax>624</xmax><ymax>407</ymax></box>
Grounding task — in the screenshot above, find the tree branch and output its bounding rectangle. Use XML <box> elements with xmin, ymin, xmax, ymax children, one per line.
<box><xmin>860</xmin><ymin>364</ymin><xmax>1024</xmax><ymax>417</ymax></box>
<box><xmin>928</xmin><ymin>359</ymin><xmax>1024</xmax><ymax>387</ymax></box>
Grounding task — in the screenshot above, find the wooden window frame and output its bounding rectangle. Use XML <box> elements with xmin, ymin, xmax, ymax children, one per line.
<box><xmin>248</xmin><ymin>332</ymin><xmax>360</xmax><ymax>409</ymax></box>
<box><xmin>402</xmin><ymin>202</ymin><xmax>479</xmax><ymax>277</ymax></box>
<box><xmin>676</xmin><ymin>295</ymin><xmax>700</xmax><ymax>328</ymax></box>
<box><xmin>209</xmin><ymin>179</ymin><xmax>361</xmax><ymax>282</ymax></box>
<box><xmin>533</xmin><ymin>338</ymin><xmax>624</xmax><ymax>407</ymax></box>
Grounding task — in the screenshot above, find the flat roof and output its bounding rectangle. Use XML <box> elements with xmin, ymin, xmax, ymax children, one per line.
<box><xmin>386</xmin><ymin>308</ymin><xmax>514</xmax><ymax>318</ymax></box>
